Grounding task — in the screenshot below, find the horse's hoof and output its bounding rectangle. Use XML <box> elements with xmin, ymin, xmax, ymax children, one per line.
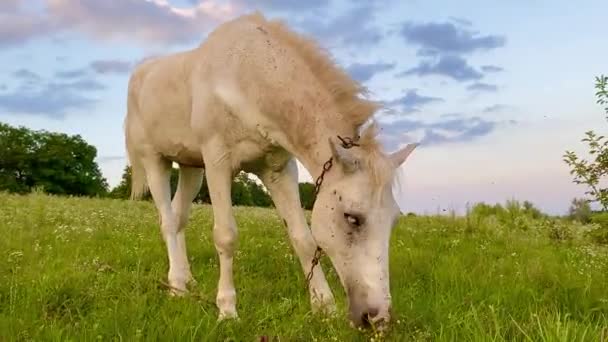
<box><xmin>217</xmin><ymin>310</ymin><xmax>239</xmax><ymax>321</ymax></box>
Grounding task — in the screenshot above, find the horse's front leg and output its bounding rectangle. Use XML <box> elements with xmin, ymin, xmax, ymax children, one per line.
<box><xmin>257</xmin><ymin>159</ymin><xmax>336</xmax><ymax>314</ymax></box>
<box><xmin>203</xmin><ymin>143</ymin><xmax>239</xmax><ymax>320</ymax></box>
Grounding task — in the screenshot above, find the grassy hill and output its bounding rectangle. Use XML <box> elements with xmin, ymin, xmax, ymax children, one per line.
<box><xmin>1</xmin><ymin>192</ymin><xmax>607</xmax><ymax>341</ymax></box>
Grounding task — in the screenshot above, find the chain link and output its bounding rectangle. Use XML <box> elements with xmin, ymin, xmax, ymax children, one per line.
<box><xmin>314</xmin><ymin>158</ymin><xmax>333</xmax><ymax>196</ymax></box>
<box><xmin>305</xmin><ymin>246</ymin><xmax>323</xmax><ymax>289</ymax></box>
<box><xmin>304</xmin><ymin>135</ymin><xmax>360</xmax><ymax>290</ymax></box>
<box><xmin>336</xmin><ymin>135</ymin><xmax>360</xmax><ymax>149</ymax></box>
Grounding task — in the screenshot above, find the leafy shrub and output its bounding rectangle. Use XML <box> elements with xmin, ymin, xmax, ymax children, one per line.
<box><xmin>585</xmin><ymin>225</ymin><xmax>608</xmax><ymax>245</ymax></box>
<box><xmin>542</xmin><ymin>219</ymin><xmax>574</xmax><ymax>242</ymax></box>
<box><xmin>469</xmin><ymin>200</ymin><xmax>545</xmax><ymax>231</ymax></box>
<box><xmin>469</xmin><ymin>202</ymin><xmax>505</xmax><ymax>219</ymax></box>
<box><xmin>590</xmin><ymin>212</ymin><xmax>608</xmax><ymax>227</ymax></box>
<box><xmin>586</xmin><ymin>212</ymin><xmax>608</xmax><ymax>244</ymax></box>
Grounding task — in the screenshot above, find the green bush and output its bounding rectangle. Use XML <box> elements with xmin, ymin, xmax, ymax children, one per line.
<box><xmin>469</xmin><ymin>200</ymin><xmax>545</xmax><ymax>230</ymax></box>
<box><xmin>586</xmin><ymin>212</ymin><xmax>608</xmax><ymax>244</ymax></box>
<box><xmin>545</xmin><ymin>219</ymin><xmax>574</xmax><ymax>242</ymax></box>
<box><xmin>590</xmin><ymin>212</ymin><xmax>608</xmax><ymax>227</ymax></box>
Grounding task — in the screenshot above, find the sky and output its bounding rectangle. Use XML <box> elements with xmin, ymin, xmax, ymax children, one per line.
<box><xmin>1</xmin><ymin>0</ymin><xmax>606</xmax><ymax>215</ymax></box>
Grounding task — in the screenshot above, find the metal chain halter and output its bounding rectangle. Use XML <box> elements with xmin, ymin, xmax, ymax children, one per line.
<box><xmin>305</xmin><ymin>135</ymin><xmax>360</xmax><ymax>289</ymax></box>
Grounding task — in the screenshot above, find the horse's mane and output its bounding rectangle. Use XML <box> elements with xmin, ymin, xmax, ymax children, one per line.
<box><xmin>246</xmin><ymin>13</ymin><xmax>396</xmax><ymax>187</ymax></box>
<box><xmin>249</xmin><ymin>12</ymin><xmax>381</xmax><ymax>131</ymax></box>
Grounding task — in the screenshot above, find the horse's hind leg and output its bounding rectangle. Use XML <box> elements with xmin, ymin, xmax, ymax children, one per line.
<box><xmin>141</xmin><ymin>155</ymin><xmax>191</xmax><ymax>295</ymax></box>
<box><xmin>170</xmin><ymin>166</ymin><xmax>203</xmax><ymax>288</ymax></box>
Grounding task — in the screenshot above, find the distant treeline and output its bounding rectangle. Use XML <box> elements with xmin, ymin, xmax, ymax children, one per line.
<box><xmin>108</xmin><ymin>165</ymin><xmax>317</xmax><ymax>209</ymax></box>
<box><xmin>0</xmin><ymin>122</ymin><xmax>317</xmax><ymax>209</ymax></box>
<box><xmin>3</xmin><ymin>121</ymin><xmax>607</xmax><ymax>219</ymax></box>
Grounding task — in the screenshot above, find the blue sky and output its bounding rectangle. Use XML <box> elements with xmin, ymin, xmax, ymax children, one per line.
<box><xmin>1</xmin><ymin>0</ymin><xmax>606</xmax><ymax>215</ymax></box>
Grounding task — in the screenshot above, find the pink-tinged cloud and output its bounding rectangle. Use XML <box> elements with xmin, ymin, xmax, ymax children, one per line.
<box><xmin>0</xmin><ymin>10</ymin><xmax>53</xmax><ymax>47</ymax></box>
<box><xmin>46</xmin><ymin>0</ymin><xmax>241</xmax><ymax>45</ymax></box>
<box><xmin>0</xmin><ymin>0</ymin><xmax>242</xmax><ymax>47</ymax></box>
<box><xmin>0</xmin><ymin>0</ymin><xmax>21</xmax><ymax>12</ymax></box>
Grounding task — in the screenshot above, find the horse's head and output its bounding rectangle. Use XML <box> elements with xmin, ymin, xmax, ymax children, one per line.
<box><xmin>310</xmin><ymin>128</ymin><xmax>417</xmax><ymax>328</ymax></box>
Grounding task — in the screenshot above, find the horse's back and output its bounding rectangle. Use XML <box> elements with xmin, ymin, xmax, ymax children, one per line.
<box><xmin>125</xmin><ymin>50</ymin><xmax>205</xmax><ymax>167</ymax></box>
<box><xmin>124</xmin><ymin>12</ymin><xmax>304</xmax><ymax>169</ymax></box>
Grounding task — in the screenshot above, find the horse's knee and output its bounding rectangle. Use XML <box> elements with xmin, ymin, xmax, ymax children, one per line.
<box><xmin>160</xmin><ymin>213</ymin><xmax>179</xmax><ymax>236</ymax></box>
<box><xmin>213</xmin><ymin>223</ymin><xmax>237</xmax><ymax>255</ymax></box>
<box><xmin>290</xmin><ymin>229</ymin><xmax>314</xmax><ymax>253</ymax></box>
<box><xmin>173</xmin><ymin>210</ymin><xmax>190</xmax><ymax>231</ymax></box>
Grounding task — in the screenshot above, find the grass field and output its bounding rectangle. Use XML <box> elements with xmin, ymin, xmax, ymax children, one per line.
<box><xmin>1</xmin><ymin>192</ymin><xmax>608</xmax><ymax>341</ymax></box>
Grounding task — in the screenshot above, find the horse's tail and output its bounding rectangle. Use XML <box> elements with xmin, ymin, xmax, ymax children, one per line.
<box><xmin>124</xmin><ymin>117</ymin><xmax>147</xmax><ymax>201</ymax></box>
<box><xmin>126</xmin><ymin>145</ymin><xmax>148</xmax><ymax>201</ymax></box>
<box><xmin>124</xmin><ymin>72</ymin><xmax>148</xmax><ymax>201</ymax></box>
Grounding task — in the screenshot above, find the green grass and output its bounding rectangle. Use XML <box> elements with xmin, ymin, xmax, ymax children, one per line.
<box><xmin>1</xmin><ymin>192</ymin><xmax>608</xmax><ymax>341</ymax></box>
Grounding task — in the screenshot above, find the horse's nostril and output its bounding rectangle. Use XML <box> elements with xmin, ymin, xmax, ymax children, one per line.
<box><xmin>361</xmin><ymin>308</ymin><xmax>380</xmax><ymax>326</ymax></box>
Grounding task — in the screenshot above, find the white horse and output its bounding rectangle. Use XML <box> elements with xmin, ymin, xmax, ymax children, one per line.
<box><xmin>124</xmin><ymin>12</ymin><xmax>417</xmax><ymax>328</ymax></box>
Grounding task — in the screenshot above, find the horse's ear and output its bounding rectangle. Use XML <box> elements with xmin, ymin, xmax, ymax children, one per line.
<box><xmin>390</xmin><ymin>143</ymin><xmax>418</xmax><ymax>167</ymax></box>
<box><xmin>329</xmin><ymin>137</ymin><xmax>360</xmax><ymax>173</ymax></box>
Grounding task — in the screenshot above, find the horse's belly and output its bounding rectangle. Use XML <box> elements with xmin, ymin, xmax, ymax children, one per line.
<box><xmin>139</xmin><ymin>118</ymin><xmax>204</xmax><ymax>167</ymax></box>
<box><xmin>151</xmin><ymin>124</ymin><xmax>281</xmax><ymax>171</ymax></box>
<box><xmin>165</xmin><ymin>147</ymin><xmax>204</xmax><ymax>167</ymax></box>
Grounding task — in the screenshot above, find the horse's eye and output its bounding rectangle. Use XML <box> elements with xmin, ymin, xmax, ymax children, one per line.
<box><xmin>344</xmin><ymin>213</ymin><xmax>363</xmax><ymax>227</ymax></box>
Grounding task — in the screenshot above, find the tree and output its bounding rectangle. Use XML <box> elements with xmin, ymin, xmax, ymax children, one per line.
<box><xmin>231</xmin><ymin>172</ymin><xmax>253</xmax><ymax>206</ymax></box>
<box><xmin>298</xmin><ymin>182</ymin><xmax>315</xmax><ymax>210</ymax></box>
<box><xmin>0</xmin><ymin>123</ymin><xmax>35</xmax><ymax>193</ymax></box>
<box><xmin>563</xmin><ymin>75</ymin><xmax>608</xmax><ymax>211</ymax></box>
<box><xmin>522</xmin><ymin>200</ymin><xmax>544</xmax><ymax>219</ymax></box>
<box><xmin>109</xmin><ymin>165</ymin><xmax>145</xmax><ymax>199</ymax></box>
<box><xmin>246</xmin><ymin>177</ymin><xmax>273</xmax><ymax>207</ymax></box>
<box><xmin>195</xmin><ymin>174</ymin><xmax>210</xmax><ymax>203</ymax></box>
<box><xmin>568</xmin><ymin>198</ymin><xmax>592</xmax><ymax>223</ymax></box>
<box><xmin>0</xmin><ymin>122</ymin><xmax>108</xmax><ymax>196</ymax></box>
